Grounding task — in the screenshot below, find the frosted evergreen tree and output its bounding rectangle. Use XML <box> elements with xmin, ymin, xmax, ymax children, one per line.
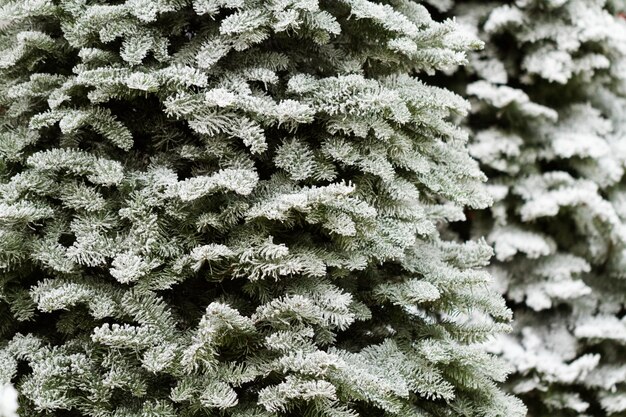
<box><xmin>0</xmin><ymin>1</ymin><xmax>524</xmax><ymax>416</ymax></box>
<box><xmin>445</xmin><ymin>0</ymin><xmax>626</xmax><ymax>415</ymax></box>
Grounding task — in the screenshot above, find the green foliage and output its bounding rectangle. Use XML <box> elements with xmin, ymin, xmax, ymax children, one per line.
<box><xmin>0</xmin><ymin>1</ymin><xmax>522</xmax><ymax>416</ymax></box>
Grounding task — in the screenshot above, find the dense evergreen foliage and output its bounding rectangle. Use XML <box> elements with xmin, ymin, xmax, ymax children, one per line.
<box><xmin>0</xmin><ymin>1</ymin><xmax>522</xmax><ymax>416</ymax></box>
<box><xmin>447</xmin><ymin>1</ymin><xmax>626</xmax><ymax>415</ymax></box>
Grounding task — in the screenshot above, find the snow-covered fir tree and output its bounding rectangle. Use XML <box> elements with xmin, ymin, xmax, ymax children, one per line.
<box><xmin>446</xmin><ymin>0</ymin><xmax>626</xmax><ymax>415</ymax></box>
<box><xmin>0</xmin><ymin>1</ymin><xmax>523</xmax><ymax>416</ymax></box>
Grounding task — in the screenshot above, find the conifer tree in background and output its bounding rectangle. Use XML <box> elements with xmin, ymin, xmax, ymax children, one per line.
<box><xmin>0</xmin><ymin>1</ymin><xmax>523</xmax><ymax>416</ymax></box>
<box><xmin>446</xmin><ymin>0</ymin><xmax>626</xmax><ymax>415</ymax></box>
